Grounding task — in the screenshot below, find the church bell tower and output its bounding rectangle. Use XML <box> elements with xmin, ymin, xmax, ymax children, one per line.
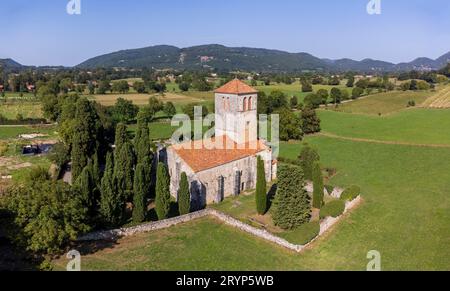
<box><xmin>214</xmin><ymin>79</ymin><xmax>258</xmax><ymax>145</ymax></box>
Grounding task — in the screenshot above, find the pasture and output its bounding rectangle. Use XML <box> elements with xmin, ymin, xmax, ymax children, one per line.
<box><xmin>0</xmin><ymin>125</ymin><xmax>56</xmax><ymax>140</ymax></box>
<box><xmin>0</xmin><ymin>102</ymin><xmax>43</xmax><ymax>119</ymax></box>
<box><xmin>318</xmin><ymin>109</ymin><xmax>450</xmax><ymax>146</ymax></box>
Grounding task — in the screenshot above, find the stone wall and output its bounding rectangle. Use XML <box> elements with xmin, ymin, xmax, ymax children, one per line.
<box><xmin>208</xmin><ymin>209</ymin><xmax>303</xmax><ymax>252</ymax></box>
<box><xmin>78</xmin><ymin>210</ymin><xmax>211</xmax><ymax>241</ymax></box>
<box><xmin>78</xmin><ymin>196</ymin><xmax>362</xmax><ymax>253</ymax></box>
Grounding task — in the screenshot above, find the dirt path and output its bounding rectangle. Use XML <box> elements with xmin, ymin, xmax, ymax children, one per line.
<box><xmin>318</xmin><ymin>132</ymin><xmax>450</xmax><ymax>149</ymax></box>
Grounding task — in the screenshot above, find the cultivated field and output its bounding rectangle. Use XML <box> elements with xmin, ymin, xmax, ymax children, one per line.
<box><xmin>422</xmin><ymin>85</ymin><xmax>450</xmax><ymax>108</ymax></box>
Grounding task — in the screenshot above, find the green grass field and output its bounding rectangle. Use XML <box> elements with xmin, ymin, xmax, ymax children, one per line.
<box><xmin>0</xmin><ymin>125</ymin><xmax>57</xmax><ymax>140</ymax></box>
<box><xmin>333</xmin><ymin>90</ymin><xmax>432</xmax><ymax>115</ymax></box>
<box><xmin>318</xmin><ymin>109</ymin><xmax>450</xmax><ymax>146</ymax></box>
<box><xmin>0</xmin><ymin>102</ymin><xmax>43</xmax><ymax>119</ymax></box>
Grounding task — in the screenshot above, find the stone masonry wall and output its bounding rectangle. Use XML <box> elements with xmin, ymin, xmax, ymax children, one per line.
<box><xmin>78</xmin><ymin>196</ymin><xmax>362</xmax><ymax>253</ymax></box>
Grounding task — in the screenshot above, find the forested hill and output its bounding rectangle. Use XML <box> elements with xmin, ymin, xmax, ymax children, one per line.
<box><xmin>76</xmin><ymin>44</ymin><xmax>450</xmax><ymax>73</ymax></box>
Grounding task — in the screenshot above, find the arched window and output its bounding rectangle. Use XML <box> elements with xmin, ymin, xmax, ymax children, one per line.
<box><xmin>248</xmin><ymin>96</ymin><xmax>252</xmax><ymax>111</ymax></box>
<box><xmin>222</xmin><ymin>97</ymin><xmax>226</xmax><ymax>111</ymax></box>
<box><xmin>243</xmin><ymin>97</ymin><xmax>247</xmax><ymax>111</ymax></box>
<box><xmin>226</xmin><ymin>97</ymin><xmax>230</xmax><ymax>111</ymax></box>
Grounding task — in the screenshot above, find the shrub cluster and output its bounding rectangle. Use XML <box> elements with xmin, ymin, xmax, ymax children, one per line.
<box><xmin>340</xmin><ymin>185</ymin><xmax>361</xmax><ymax>202</ymax></box>
<box><xmin>319</xmin><ymin>200</ymin><xmax>345</xmax><ymax>219</ymax></box>
<box><xmin>324</xmin><ymin>185</ymin><xmax>335</xmax><ymax>195</ymax></box>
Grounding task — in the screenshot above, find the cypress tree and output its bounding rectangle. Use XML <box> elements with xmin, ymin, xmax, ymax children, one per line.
<box><xmin>141</xmin><ymin>156</ymin><xmax>152</xmax><ymax>194</ymax></box>
<box><xmin>178</xmin><ymin>172</ymin><xmax>191</xmax><ymax>215</ymax></box>
<box><xmin>132</xmin><ymin>163</ymin><xmax>147</xmax><ymax>223</ymax></box>
<box><xmin>135</xmin><ymin>121</ymin><xmax>153</xmax><ymax>164</ymax></box>
<box><xmin>312</xmin><ymin>161</ymin><xmax>324</xmax><ymax>209</ymax></box>
<box><xmin>255</xmin><ymin>156</ymin><xmax>267</xmax><ymax>215</ymax></box>
<box><xmin>73</xmin><ymin>162</ymin><xmax>95</xmax><ymax>215</ymax></box>
<box><xmin>298</xmin><ymin>144</ymin><xmax>320</xmax><ymax>181</ymax></box>
<box><xmin>272</xmin><ymin>164</ymin><xmax>311</xmax><ymax>230</ymax></box>
<box><xmin>114</xmin><ymin>141</ymin><xmax>136</xmax><ymax>202</ymax></box>
<box><xmin>100</xmin><ymin>152</ymin><xmax>123</xmax><ymax>226</ymax></box>
<box><xmin>91</xmin><ymin>152</ymin><xmax>101</xmax><ymax>187</ymax></box>
<box><xmin>155</xmin><ymin>162</ymin><xmax>171</xmax><ymax>220</ymax></box>
<box><xmin>71</xmin><ymin>98</ymin><xmax>101</xmax><ymax>181</ymax></box>
<box><xmin>114</xmin><ymin>123</ymin><xmax>128</xmax><ymax>154</ymax></box>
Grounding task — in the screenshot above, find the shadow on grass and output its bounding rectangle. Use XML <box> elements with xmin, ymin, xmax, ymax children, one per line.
<box><xmin>0</xmin><ymin>209</ymin><xmax>41</xmax><ymax>271</ymax></box>
<box><xmin>266</xmin><ymin>183</ymin><xmax>278</xmax><ymax>213</ymax></box>
<box><xmin>145</xmin><ymin>201</ymin><xmax>180</xmax><ymax>222</ymax></box>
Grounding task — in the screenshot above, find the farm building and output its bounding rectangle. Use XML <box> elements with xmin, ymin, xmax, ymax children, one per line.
<box><xmin>166</xmin><ymin>79</ymin><xmax>277</xmax><ymax>209</ymax></box>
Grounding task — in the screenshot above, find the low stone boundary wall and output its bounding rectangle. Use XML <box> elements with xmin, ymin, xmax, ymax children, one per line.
<box><xmin>78</xmin><ymin>196</ymin><xmax>362</xmax><ymax>253</ymax></box>
<box><xmin>208</xmin><ymin>209</ymin><xmax>303</xmax><ymax>252</ymax></box>
<box><xmin>78</xmin><ymin>210</ymin><xmax>210</xmax><ymax>241</ymax></box>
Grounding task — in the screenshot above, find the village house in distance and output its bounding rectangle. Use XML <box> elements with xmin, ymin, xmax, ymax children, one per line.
<box><xmin>167</xmin><ymin>79</ymin><xmax>277</xmax><ymax>208</ymax></box>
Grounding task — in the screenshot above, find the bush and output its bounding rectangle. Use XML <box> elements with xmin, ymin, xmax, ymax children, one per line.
<box><xmin>324</xmin><ymin>185</ymin><xmax>334</xmax><ymax>195</ymax></box>
<box><xmin>0</xmin><ymin>141</ymin><xmax>8</xmax><ymax>156</ymax></box>
<box><xmin>340</xmin><ymin>185</ymin><xmax>361</xmax><ymax>201</ymax></box>
<box><xmin>319</xmin><ymin>200</ymin><xmax>345</xmax><ymax>219</ymax></box>
<box><xmin>277</xmin><ymin>157</ymin><xmax>302</xmax><ymax>166</ymax></box>
<box><xmin>280</xmin><ymin>221</ymin><xmax>320</xmax><ymax>245</ymax></box>
<box><xmin>407</xmin><ymin>100</ymin><xmax>416</xmax><ymax>107</ymax></box>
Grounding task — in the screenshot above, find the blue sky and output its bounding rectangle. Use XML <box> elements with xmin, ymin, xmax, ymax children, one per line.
<box><xmin>1</xmin><ymin>0</ymin><xmax>450</xmax><ymax>66</ymax></box>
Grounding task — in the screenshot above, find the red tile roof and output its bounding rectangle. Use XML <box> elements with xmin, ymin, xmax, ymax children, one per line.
<box><xmin>171</xmin><ymin>136</ymin><xmax>268</xmax><ymax>173</ymax></box>
<box><xmin>215</xmin><ymin>79</ymin><xmax>258</xmax><ymax>95</ymax></box>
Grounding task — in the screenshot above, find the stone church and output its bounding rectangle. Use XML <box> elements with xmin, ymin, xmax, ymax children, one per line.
<box><xmin>166</xmin><ymin>79</ymin><xmax>277</xmax><ymax>208</ymax></box>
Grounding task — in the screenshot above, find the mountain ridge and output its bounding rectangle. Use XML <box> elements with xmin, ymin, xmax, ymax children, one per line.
<box><xmin>76</xmin><ymin>44</ymin><xmax>450</xmax><ymax>72</ymax></box>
